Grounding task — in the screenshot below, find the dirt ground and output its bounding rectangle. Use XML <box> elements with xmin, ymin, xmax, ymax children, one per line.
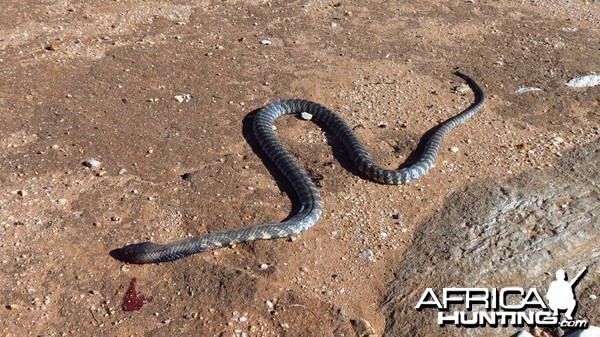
<box><xmin>0</xmin><ymin>0</ymin><xmax>598</xmax><ymax>336</ymax></box>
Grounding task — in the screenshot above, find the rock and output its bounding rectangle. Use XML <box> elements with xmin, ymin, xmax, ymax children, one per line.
<box><xmin>351</xmin><ymin>318</ymin><xmax>376</xmax><ymax>337</ymax></box>
<box><xmin>516</xmin><ymin>87</ymin><xmax>542</xmax><ymax>94</ymax></box>
<box><xmin>361</xmin><ymin>250</ymin><xmax>374</xmax><ymax>262</ymax></box>
<box><xmin>515</xmin><ymin>332</ymin><xmax>534</xmax><ymax>337</ymax></box>
<box><xmin>564</xmin><ymin>326</ymin><xmax>600</xmax><ymax>337</ymax></box>
<box><xmin>300</xmin><ymin>112</ymin><xmax>313</xmax><ymax>121</ymax></box>
<box><xmin>382</xmin><ymin>141</ymin><xmax>600</xmax><ymax>336</ymax></box>
<box><xmin>83</xmin><ymin>159</ymin><xmax>101</xmax><ymax>168</ymax></box>
<box><xmin>174</xmin><ymin>94</ymin><xmax>192</xmax><ymax>103</ymax></box>
<box><xmin>566</xmin><ymin>75</ymin><xmax>600</xmax><ymax>87</ymax></box>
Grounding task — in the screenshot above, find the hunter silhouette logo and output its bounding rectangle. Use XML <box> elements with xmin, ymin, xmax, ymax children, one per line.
<box><xmin>546</xmin><ymin>267</ymin><xmax>587</xmax><ymax>321</ymax></box>
<box><xmin>415</xmin><ymin>267</ymin><xmax>590</xmax><ymax>328</ymax></box>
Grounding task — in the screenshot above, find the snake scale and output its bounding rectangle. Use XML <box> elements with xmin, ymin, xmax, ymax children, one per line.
<box><xmin>111</xmin><ymin>71</ymin><xmax>485</xmax><ymax>264</ymax></box>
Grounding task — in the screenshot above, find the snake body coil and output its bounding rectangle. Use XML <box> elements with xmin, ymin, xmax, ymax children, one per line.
<box><xmin>112</xmin><ymin>71</ymin><xmax>485</xmax><ymax>263</ymax></box>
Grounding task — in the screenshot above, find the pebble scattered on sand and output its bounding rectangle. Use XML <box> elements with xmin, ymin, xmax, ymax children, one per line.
<box><xmin>351</xmin><ymin>318</ymin><xmax>376</xmax><ymax>337</ymax></box>
<box><xmin>516</xmin><ymin>87</ymin><xmax>542</xmax><ymax>94</ymax></box>
<box><xmin>174</xmin><ymin>94</ymin><xmax>192</xmax><ymax>103</ymax></box>
<box><xmin>300</xmin><ymin>112</ymin><xmax>313</xmax><ymax>120</ymax></box>
<box><xmin>566</xmin><ymin>74</ymin><xmax>600</xmax><ymax>87</ymax></box>
<box><xmin>515</xmin><ymin>331</ymin><xmax>534</xmax><ymax>337</ymax></box>
<box><xmin>450</xmin><ymin>146</ymin><xmax>459</xmax><ymax>153</ymax></box>
<box><xmin>83</xmin><ymin>159</ymin><xmax>101</xmax><ymax>168</ymax></box>
<box><xmin>361</xmin><ymin>249</ymin><xmax>374</xmax><ymax>262</ymax></box>
<box><xmin>260</xmin><ymin>39</ymin><xmax>272</xmax><ymax>45</ymax></box>
<box><xmin>11</xmin><ymin>190</ymin><xmax>26</xmax><ymax>197</ymax></box>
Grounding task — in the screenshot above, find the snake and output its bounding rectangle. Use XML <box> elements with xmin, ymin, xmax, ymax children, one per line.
<box><xmin>111</xmin><ymin>71</ymin><xmax>485</xmax><ymax>264</ymax></box>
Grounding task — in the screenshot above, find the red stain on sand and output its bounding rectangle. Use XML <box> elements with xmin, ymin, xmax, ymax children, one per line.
<box><xmin>121</xmin><ymin>277</ymin><xmax>153</xmax><ymax>312</ymax></box>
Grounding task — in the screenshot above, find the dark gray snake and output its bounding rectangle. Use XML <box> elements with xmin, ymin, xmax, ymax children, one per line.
<box><xmin>112</xmin><ymin>71</ymin><xmax>485</xmax><ymax>264</ymax></box>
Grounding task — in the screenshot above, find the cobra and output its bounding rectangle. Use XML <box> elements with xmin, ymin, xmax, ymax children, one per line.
<box><xmin>111</xmin><ymin>71</ymin><xmax>485</xmax><ymax>264</ymax></box>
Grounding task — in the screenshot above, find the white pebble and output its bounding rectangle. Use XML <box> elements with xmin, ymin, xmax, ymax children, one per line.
<box><xmin>361</xmin><ymin>249</ymin><xmax>374</xmax><ymax>262</ymax></box>
<box><xmin>515</xmin><ymin>332</ymin><xmax>534</xmax><ymax>337</ymax></box>
<box><xmin>259</xmin><ymin>263</ymin><xmax>269</xmax><ymax>269</ymax></box>
<box><xmin>566</xmin><ymin>74</ymin><xmax>600</xmax><ymax>87</ymax></box>
<box><xmin>260</xmin><ymin>39</ymin><xmax>272</xmax><ymax>45</ymax></box>
<box><xmin>450</xmin><ymin>146</ymin><xmax>459</xmax><ymax>153</ymax></box>
<box><xmin>174</xmin><ymin>94</ymin><xmax>192</xmax><ymax>103</ymax></box>
<box><xmin>516</xmin><ymin>87</ymin><xmax>542</xmax><ymax>94</ymax></box>
<box><xmin>84</xmin><ymin>159</ymin><xmax>101</xmax><ymax>168</ymax></box>
<box><xmin>300</xmin><ymin>112</ymin><xmax>313</xmax><ymax>120</ymax></box>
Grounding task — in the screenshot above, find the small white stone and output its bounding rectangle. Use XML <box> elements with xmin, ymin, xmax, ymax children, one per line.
<box><xmin>259</xmin><ymin>263</ymin><xmax>269</xmax><ymax>269</ymax></box>
<box><xmin>361</xmin><ymin>249</ymin><xmax>374</xmax><ymax>262</ymax></box>
<box><xmin>515</xmin><ymin>332</ymin><xmax>534</xmax><ymax>337</ymax></box>
<box><xmin>450</xmin><ymin>147</ymin><xmax>459</xmax><ymax>153</ymax></box>
<box><xmin>174</xmin><ymin>94</ymin><xmax>192</xmax><ymax>103</ymax></box>
<box><xmin>260</xmin><ymin>39</ymin><xmax>272</xmax><ymax>45</ymax></box>
<box><xmin>84</xmin><ymin>159</ymin><xmax>101</xmax><ymax>168</ymax></box>
<box><xmin>300</xmin><ymin>112</ymin><xmax>313</xmax><ymax>120</ymax></box>
<box><xmin>566</xmin><ymin>74</ymin><xmax>600</xmax><ymax>87</ymax></box>
<box><xmin>516</xmin><ymin>87</ymin><xmax>542</xmax><ymax>94</ymax></box>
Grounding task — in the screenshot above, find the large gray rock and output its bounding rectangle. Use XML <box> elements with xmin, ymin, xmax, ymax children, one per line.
<box><xmin>382</xmin><ymin>141</ymin><xmax>599</xmax><ymax>336</ymax></box>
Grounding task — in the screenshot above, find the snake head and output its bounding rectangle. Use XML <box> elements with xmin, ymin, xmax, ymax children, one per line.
<box><xmin>110</xmin><ymin>242</ymin><xmax>165</xmax><ymax>264</ymax></box>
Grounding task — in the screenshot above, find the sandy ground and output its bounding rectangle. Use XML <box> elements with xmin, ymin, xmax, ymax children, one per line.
<box><xmin>0</xmin><ymin>0</ymin><xmax>598</xmax><ymax>336</ymax></box>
